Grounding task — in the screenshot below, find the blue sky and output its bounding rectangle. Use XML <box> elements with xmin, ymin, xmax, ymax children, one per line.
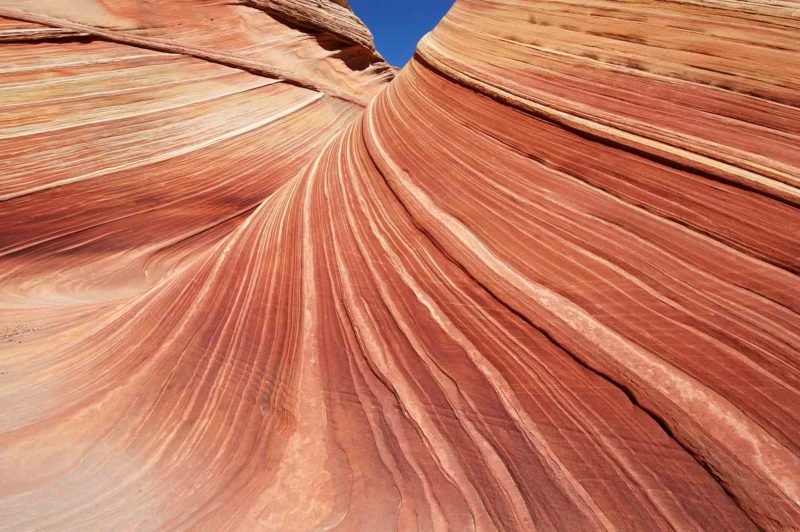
<box><xmin>349</xmin><ymin>0</ymin><xmax>454</xmax><ymax>66</ymax></box>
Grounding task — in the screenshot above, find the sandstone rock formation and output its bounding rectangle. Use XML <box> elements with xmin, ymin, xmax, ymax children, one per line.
<box><xmin>1</xmin><ymin>0</ymin><xmax>799</xmax><ymax>530</ymax></box>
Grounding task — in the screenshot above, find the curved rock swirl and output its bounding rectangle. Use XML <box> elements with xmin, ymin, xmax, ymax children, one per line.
<box><xmin>1</xmin><ymin>0</ymin><xmax>799</xmax><ymax>530</ymax></box>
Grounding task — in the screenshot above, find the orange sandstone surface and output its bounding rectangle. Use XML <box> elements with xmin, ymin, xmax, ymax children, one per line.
<box><xmin>0</xmin><ymin>0</ymin><xmax>799</xmax><ymax>529</ymax></box>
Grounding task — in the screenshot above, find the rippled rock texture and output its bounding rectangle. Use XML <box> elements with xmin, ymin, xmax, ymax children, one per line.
<box><xmin>1</xmin><ymin>0</ymin><xmax>799</xmax><ymax>529</ymax></box>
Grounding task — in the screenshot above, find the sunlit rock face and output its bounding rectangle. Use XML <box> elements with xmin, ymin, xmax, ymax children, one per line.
<box><xmin>1</xmin><ymin>0</ymin><xmax>798</xmax><ymax>529</ymax></box>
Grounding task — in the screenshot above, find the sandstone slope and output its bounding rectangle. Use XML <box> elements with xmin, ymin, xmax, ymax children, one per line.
<box><xmin>0</xmin><ymin>0</ymin><xmax>799</xmax><ymax>530</ymax></box>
